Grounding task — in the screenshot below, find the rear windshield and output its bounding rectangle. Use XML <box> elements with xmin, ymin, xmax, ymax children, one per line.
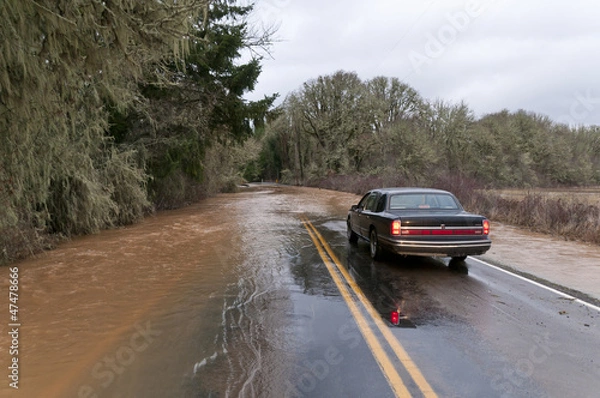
<box><xmin>389</xmin><ymin>193</ymin><xmax>460</xmax><ymax>210</ymax></box>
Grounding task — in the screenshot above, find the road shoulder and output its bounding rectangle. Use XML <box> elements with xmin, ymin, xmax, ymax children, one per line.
<box><xmin>480</xmin><ymin>222</ymin><xmax>600</xmax><ymax>305</ymax></box>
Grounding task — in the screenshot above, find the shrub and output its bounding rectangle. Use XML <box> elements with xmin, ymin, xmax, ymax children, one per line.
<box><xmin>310</xmin><ymin>173</ymin><xmax>600</xmax><ymax>245</ymax></box>
<box><xmin>470</xmin><ymin>191</ymin><xmax>600</xmax><ymax>245</ymax></box>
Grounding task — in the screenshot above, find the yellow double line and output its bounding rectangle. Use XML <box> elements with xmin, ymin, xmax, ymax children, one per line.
<box><xmin>301</xmin><ymin>215</ymin><xmax>437</xmax><ymax>398</ymax></box>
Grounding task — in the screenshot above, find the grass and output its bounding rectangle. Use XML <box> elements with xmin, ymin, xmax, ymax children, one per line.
<box><xmin>468</xmin><ymin>190</ymin><xmax>600</xmax><ymax>245</ymax></box>
<box><xmin>488</xmin><ymin>187</ymin><xmax>600</xmax><ymax>205</ymax></box>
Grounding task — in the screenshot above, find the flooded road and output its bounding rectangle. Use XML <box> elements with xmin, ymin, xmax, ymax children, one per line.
<box><xmin>1</xmin><ymin>185</ymin><xmax>599</xmax><ymax>397</ymax></box>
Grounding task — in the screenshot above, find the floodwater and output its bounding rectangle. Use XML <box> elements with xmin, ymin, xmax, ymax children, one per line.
<box><xmin>1</xmin><ymin>184</ymin><xmax>599</xmax><ymax>397</ymax></box>
<box><xmin>0</xmin><ymin>185</ymin><xmax>361</xmax><ymax>397</ymax></box>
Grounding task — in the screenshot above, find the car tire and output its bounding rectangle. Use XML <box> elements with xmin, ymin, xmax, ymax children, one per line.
<box><xmin>451</xmin><ymin>256</ymin><xmax>467</xmax><ymax>262</ymax></box>
<box><xmin>347</xmin><ymin>221</ymin><xmax>358</xmax><ymax>243</ymax></box>
<box><xmin>369</xmin><ymin>229</ymin><xmax>382</xmax><ymax>260</ymax></box>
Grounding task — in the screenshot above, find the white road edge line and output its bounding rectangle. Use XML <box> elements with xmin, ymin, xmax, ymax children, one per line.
<box><xmin>470</xmin><ymin>257</ymin><xmax>600</xmax><ymax>313</ymax></box>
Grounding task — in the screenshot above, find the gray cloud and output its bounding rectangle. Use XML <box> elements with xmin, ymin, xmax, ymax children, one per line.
<box><xmin>247</xmin><ymin>0</ymin><xmax>600</xmax><ymax>125</ymax></box>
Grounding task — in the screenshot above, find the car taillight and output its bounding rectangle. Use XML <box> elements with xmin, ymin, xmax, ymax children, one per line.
<box><xmin>391</xmin><ymin>220</ymin><xmax>401</xmax><ymax>236</ymax></box>
<box><xmin>390</xmin><ymin>310</ymin><xmax>400</xmax><ymax>325</ymax></box>
<box><xmin>483</xmin><ymin>219</ymin><xmax>490</xmax><ymax>235</ymax></box>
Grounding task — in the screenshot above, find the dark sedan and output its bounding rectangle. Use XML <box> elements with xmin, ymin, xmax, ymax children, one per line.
<box><xmin>347</xmin><ymin>188</ymin><xmax>491</xmax><ymax>261</ymax></box>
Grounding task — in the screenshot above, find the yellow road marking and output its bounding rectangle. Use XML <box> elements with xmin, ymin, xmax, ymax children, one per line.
<box><xmin>302</xmin><ymin>218</ymin><xmax>410</xmax><ymax>398</ymax></box>
<box><xmin>303</xmin><ymin>216</ymin><xmax>438</xmax><ymax>398</ymax></box>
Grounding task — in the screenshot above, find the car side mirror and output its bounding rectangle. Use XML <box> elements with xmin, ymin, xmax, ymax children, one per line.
<box><xmin>351</xmin><ymin>205</ymin><xmax>358</xmax><ymax>211</ymax></box>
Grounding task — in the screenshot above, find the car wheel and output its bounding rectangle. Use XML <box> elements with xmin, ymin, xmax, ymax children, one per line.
<box><xmin>369</xmin><ymin>229</ymin><xmax>382</xmax><ymax>260</ymax></box>
<box><xmin>347</xmin><ymin>220</ymin><xmax>358</xmax><ymax>243</ymax></box>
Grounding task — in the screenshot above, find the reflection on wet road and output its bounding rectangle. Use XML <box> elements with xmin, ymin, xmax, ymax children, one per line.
<box><xmin>302</xmin><ymin>215</ymin><xmax>438</xmax><ymax>397</ymax></box>
<box><xmin>1</xmin><ymin>185</ymin><xmax>599</xmax><ymax>397</ymax></box>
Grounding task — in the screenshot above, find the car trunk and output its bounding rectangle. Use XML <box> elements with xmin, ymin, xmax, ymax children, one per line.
<box><xmin>387</xmin><ymin>210</ymin><xmax>484</xmax><ymax>227</ymax></box>
<box><xmin>386</xmin><ymin>210</ymin><xmax>487</xmax><ymax>241</ymax></box>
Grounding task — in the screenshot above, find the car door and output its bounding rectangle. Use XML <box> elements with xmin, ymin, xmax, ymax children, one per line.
<box><xmin>351</xmin><ymin>193</ymin><xmax>370</xmax><ymax>237</ymax></box>
<box><xmin>357</xmin><ymin>192</ymin><xmax>380</xmax><ymax>237</ymax></box>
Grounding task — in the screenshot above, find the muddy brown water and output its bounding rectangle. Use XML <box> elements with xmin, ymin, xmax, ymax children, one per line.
<box><xmin>1</xmin><ymin>184</ymin><xmax>598</xmax><ymax>397</ymax></box>
<box><xmin>0</xmin><ymin>185</ymin><xmax>357</xmax><ymax>397</ymax></box>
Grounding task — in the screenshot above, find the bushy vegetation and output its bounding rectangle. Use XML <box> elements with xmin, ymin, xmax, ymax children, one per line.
<box><xmin>258</xmin><ymin>71</ymin><xmax>600</xmax><ymax>189</ymax></box>
<box><xmin>0</xmin><ymin>1</ymin><xmax>274</xmax><ymax>265</ymax></box>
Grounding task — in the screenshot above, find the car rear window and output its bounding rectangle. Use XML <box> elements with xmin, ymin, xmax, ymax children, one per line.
<box><xmin>389</xmin><ymin>193</ymin><xmax>459</xmax><ymax>210</ymax></box>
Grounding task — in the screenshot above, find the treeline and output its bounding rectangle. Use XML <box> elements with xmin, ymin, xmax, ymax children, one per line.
<box><xmin>0</xmin><ymin>1</ymin><xmax>274</xmax><ymax>264</ymax></box>
<box><xmin>256</xmin><ymin>71</ymin><xmax>600</xmax><ymax>190</ymax></box>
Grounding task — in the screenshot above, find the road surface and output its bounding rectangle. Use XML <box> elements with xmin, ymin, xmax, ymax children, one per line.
<box><xmin>1</xmin><ymin>184</ymin><xmax>599</xmax><ymax>397</ymax></box>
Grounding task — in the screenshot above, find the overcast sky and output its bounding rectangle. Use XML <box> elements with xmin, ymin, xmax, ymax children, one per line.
<box><xmin>245</xmin><ymin>0</ymin><xmax>600</xmax><ymax>126</ymax></box>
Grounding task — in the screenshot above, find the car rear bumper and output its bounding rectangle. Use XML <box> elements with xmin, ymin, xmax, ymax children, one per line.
<box><xmin>380</xmin><ymin>237</ymin><xmax>492</xmax><ymax>257</ymax></box>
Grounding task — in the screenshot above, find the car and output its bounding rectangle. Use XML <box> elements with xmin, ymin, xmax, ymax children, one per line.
<box><xmin>347</xmin><ymin>187</ymin><xmax>491</xmax><ymax>261</ymax></box>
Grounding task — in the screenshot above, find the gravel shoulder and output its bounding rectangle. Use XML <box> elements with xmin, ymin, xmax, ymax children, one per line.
<box><xmin>480</xmin><ymin>222</ymin><xmax>600</xmax><ymax>305</ymax></box>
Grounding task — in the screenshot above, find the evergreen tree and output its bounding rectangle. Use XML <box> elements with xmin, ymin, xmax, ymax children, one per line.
<box><xmin>109</xmin><ymin>0</ymin><xmax>277</xmax><ymax>208</ymax></box>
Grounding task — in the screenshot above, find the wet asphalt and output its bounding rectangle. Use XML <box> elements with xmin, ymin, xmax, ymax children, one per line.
<box><xmin>307</xmin><ymin>215</ymin><xmax>600</xmax><ymax>397</ymax></box>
